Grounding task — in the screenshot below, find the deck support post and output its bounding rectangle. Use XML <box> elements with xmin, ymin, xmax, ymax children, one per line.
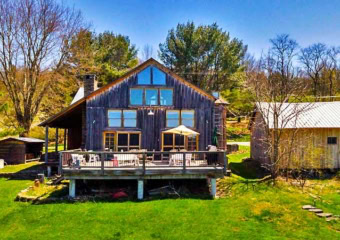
<box><xmin>210</xmin><ymin>178</ymin><xmax>216</xmax><ymax>198</ymax></box>
<box><xmin>69</xmin><ymin>179</ymin><xmax>76</xmax><ymax>198</ymax></box>
<box><xmin>137</xmin><ymin>180</ymin><xmax>144</xmax><ymax>200</ymax></box>
<box><xmin>47</xmin><ymin>166</ymin><xmax>52</xmax><ymax>177</ymax></box>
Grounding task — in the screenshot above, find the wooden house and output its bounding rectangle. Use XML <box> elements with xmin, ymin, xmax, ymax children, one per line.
<box><xmin>0</xmin><ymin>137</ymin><xmax>44</xmax><ymax>164</ymax></box>
<box><xmin>250</xmin><ymin>102</ymin><xmax>340</xmax><ymax>169</ymax></box>
<box><xmin>39</xmin><ymin>58</ymin><xmax>228</xmax><ymax>198</ymax></box>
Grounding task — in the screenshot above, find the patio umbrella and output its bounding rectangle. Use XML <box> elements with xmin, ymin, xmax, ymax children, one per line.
<box><xmin>164</xmin><ymin>125</ymin><xmax>199</xmax><ymax>151</ymax></box>
<box><xmin>163</xmin><ymin>125</ymin><xmax>200</xmax><ymax>136</ymax></box>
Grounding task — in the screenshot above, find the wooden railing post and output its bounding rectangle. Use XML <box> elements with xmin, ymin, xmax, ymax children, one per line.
<box><xmin>223</xmin><ymin>151</ymin><xmax>228</xmax><ymax>174</ymax></box>
<box><xmin>101</xmin><ymin>153</ymin><xmax>105</xmax><ymax>175</ymax></box>
<box><xmin>58</xmin><ymin>152</ymin><xmax>63</xmax><ymax>175</ymax></box>
<box><xmin>183</xmin><ymin>153</ymin><xmax>186</xmax><ymax>173</ymax></box>
<box><xmin>142</xmin><ymin>153</ymin><xmax>146</xmax><ymax>175</ymax></box>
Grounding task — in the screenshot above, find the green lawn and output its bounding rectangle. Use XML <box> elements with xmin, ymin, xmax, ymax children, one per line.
<box><xmin>0</xmin><ymin>147</ymin><xmax>339</xmax><ymax>239</ymax></box>
<box><xmin>0</xmin><ymin>162</ymin><xmax>42</xmax><ymax>174</ymax></box>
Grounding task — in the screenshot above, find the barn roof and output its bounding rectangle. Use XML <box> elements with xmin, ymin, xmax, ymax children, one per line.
<box><xmin>0</xmin><ymin>137</ymin><xmax>45</xmax><ymax>143</ymax></box>
<box><xmin>257</xmin><ymin>101</ymin><xmax>340</xmax><ymax>129</ymax></box>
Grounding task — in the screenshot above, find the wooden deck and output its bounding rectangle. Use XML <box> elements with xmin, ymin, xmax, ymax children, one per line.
<box><xmin>60</xmin><ymin>150</ymin><xmax>227</xmax><ymax>180</ymax></box>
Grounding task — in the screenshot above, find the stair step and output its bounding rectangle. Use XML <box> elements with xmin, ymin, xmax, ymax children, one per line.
<box><xmin>309</xmin><ymin>208</ymin><xmax>323</xmax><ymax>213</ymax></box>
<box><xmin>302</xmin><ymin>205</ymin><xmax>315</xmax><ymax>210</ymax></box>
<box><xmin>316</xmin><ymin>213</ymin><xmax>332</xmax><ymax>218</ymax></box>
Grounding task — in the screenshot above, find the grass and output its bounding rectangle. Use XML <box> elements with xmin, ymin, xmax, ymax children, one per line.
<box><xmin>45</xmin><ymin>144</ymin><xmax>65</xmax><ymax>153</ymax></box>
<box><xmin>227</xmin><ymin>120</ymin><xmax>250</xmax><ymax>142</ymax></box>
<box><xmin>0</xmin><ymin>147</ymin><xmax>339</xmax><ymax>239</ymax></box>
<box><xmin>0</xmin><ymin>178</ymin><xmax>339</xmax><ymax>239</ymax></box>
<box><xmin>0</xmin><ymin>162</ymin><xmax>42</xmax><ymax>174</ymax></box>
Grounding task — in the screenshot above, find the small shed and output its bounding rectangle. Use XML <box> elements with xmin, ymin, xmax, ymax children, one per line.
<box><xmin>0</xmin><ymin>137</ymin><xmax>44</xmax><ymax>164</ymax></box>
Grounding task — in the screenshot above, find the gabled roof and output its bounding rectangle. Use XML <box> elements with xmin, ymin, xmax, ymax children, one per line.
<box><xmin>40</xmin><ymin>58</ymin><xmax>217</xmax><ymax>127</ymax></box>
<box><xmin>0</xmin><ymin>137</ymin><xmax>45</xmax><ymax>143</ymax></box>
<box><xmin>85</xmin><ymin>58</ymin><xmax>216</xmax><ymax>101</ymax></box>
<box><xmin>255</xmin><ymin>102</ymin><xmax>340</xmax><ymax>129</ymax></box>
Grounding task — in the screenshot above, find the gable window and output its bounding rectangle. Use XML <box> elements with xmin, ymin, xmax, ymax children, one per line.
<box><xmin>327</xmin><ymin>137</ymin><xmax>337</xmax><ymax>145</ymax></box>
<box><xmin>137</xmin><ymin>65</ymin><xmax>166</xmax><ymax>85</ymax></box>
<box><xmin>166</xmin><ymin>110</ymin><xmax>180</xmax><ymax>127</ymax></box>
<box><xmin>153</xmin><ymin>67</ymin><xmax>166</xmax><ymax>85</ymax></box>
<box><xmin>130</xmin><ymin>88</ymin><xmax>143</xmax><ymax>105</ymax></box>
<box><xmin>181</xmin><ymin>110</ymin><xmax>195</xmax><ymax>127</ymax></box>
<box><xmin>166</xmin><ymin>110</ymin><xmax>195</xmax><ymax>128</ymax></box>
<box><xmin>130</xmin><ymin>88</ymin><xmax>173</xmax><ymax>106</ymax></box>
<box><xmin>160</xmin><ymin>89</ymin><xmax>173</xmax><ymax>106</ymax></box>
<box><xmin>108</xmin><ymin>110</ymin><xmax>137</xmax><ymax>128</ymax></box>
<box><xmin>137</xmin><ymin>66</ymin><xmax>151</xmax><ymax>85</ymax></box>
<box><xmin>145</xmin><ymin>89</ymin><xmax>158</xmax><ymax>106</ymax></box>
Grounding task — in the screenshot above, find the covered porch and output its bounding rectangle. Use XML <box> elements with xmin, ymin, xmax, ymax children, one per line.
<box><xmin>39</xmin><ymin>99</ymin><xmax>85</xmax><ymax>176</ymax></box>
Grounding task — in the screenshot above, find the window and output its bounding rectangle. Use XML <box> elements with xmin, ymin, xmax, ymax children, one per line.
<box><xmin>123</xmin><ymin>110</ymin><xmax>137</xmax><ymax>127</ymax></box>
<box><xmin>145</xmin><ymin>89</ymin><xmax>158</xmax><ymax>106</ymax></box>
<box><xmin>181</xmin><ymin>110</ymin><xmax>195</xmax><ymax>127</ymax></box>
<box><xmin>137</xmin><ymin>66</ymin><xmax>151</xmax><ymax>85</ymax></box>
<box><xmin>187</xmin><ymin>136</ymin><xmax>198</xmax><ymax>151</ymax></box>
<box><xmin>104</xmin><ymin>132</ymin><xmax>115</xmax><ymax>151</ymax></box>
<box><xmin>130</xmin><ymin>89</ymin><xmax>143</xmax><ymax>105</ymax></box>
<box><xmin>327</xmin><ymin>137</ymin><xmax>337</xmax><ymax>145</ymax></box>
<box><xmin>166</xmin><ymin>110</ymin><xmax>180</xmax><ymax>127</ymax></box>
<box><xmin>162</xmin><ymin>133</ymin><xmax>185</xmax><ymax>151</ymax></box>
<box><xmin>212</xmin><ymin>92</ymin><xmax>220</xmax><ymax>98</ymax></box>
<box><xmin>166</xmin><ymin>110</ymin><xmax>195</xmax><ymax>128</ymax></box>
<box><xmin>153</xmin><ymin>67</ymin><xmax>166</xmax><ymax>85</ymax></box>
<box><xmin>130</xmin><ymin>88</ymin><xmax>173</xmax><ymax>106</ymax></box>
<box><xmin>108</xmin><ymin>110</ymin><xmax>121</xmax><ymax>127</ymax></box>
<box><xmin>117</xmin><ymin>132</ymin><xmax>140</xmax><ymax>151</ymax></box>
<box><xmin>108</xmin><ymin>110</ymin><xmax>137</xmax><ymax>128</ymax></box>
<box><xmin>160</xmin><ymin>89</ymin><xmax>173</xmax><ymax>106</ymax></box>
<box><xmin>137</xmin><ymin>66</ymin><xmax>166</xmax><ymax>85</ymax></box>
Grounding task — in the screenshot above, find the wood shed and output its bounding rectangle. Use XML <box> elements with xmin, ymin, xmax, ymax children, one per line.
<box><xmin>0</xmin><ymin>137</ymin><xmax>44</xmax><ymax>165</ymax></box>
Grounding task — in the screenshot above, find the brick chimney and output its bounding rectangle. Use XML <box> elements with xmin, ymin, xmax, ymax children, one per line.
<box><xmin>83</xmin><ymin>74</ymin><xmax>97</xmax><ymax>97</ymax></box>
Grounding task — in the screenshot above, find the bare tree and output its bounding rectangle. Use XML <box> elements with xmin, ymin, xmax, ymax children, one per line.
<box><xmin>299</xmin><ymin>43</ymin><xmax>328</xmax><ymax>97</ymax></box>
<box><xmin>248</xmin><ymin>34</ymin><xmax>314</xmax><ymax>179</ymax></box>
<box><xmin>325</xmin><ymin>47</ymin><xmax>340</xmax><ymax>98</ymax></box>
<box><xmin>0</xmin><ymin>0</ymin><xmax>83</xmax><ymax>136</ymax></box>
<box><xmin>141</xmin><ymin>44</ymin><xmax>154</xmax><ymax>62</ymax></box>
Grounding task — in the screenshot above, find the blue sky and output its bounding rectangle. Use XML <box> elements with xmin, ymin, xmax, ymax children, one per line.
<box><xmin>68</xmin><ymin>0</ymin><xmax>340</xmax><ymax>59</ymax></box>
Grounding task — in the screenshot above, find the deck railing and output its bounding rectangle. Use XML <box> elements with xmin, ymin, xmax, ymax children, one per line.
<box><xmin>59</xmin><ymin>150</ymin><xmax>227</xmax><ymax>174</ymax></box>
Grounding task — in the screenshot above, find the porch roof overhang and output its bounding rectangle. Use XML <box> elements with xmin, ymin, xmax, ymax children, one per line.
<box><xmin>38</xmin><ymin>99</ymin><xmax>85</xmax><ymax>128</ymax></box>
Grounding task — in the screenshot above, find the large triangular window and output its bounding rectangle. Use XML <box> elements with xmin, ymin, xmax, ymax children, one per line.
<box><xmin>137</xmin><ymin>65</ymin><xmax>166</xmax><ymax>85</ymax></box>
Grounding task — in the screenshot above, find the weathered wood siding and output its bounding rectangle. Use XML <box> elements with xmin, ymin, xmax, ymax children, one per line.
<box><xmin>85</xmin><ymin>69</ymin><xmax>215</xmax><ymax>151</ymax></box>
<box><xmin>0</xmin><ymin>140</ymin><xmax>26</xmax><ymax>164</ymax></box>
<box><xmin>250</xmin><ymin>112</ymin><xmax>269</xmax><ymax>163</ymax></box>
<box><xmin>251</xmin><ymin>112</ymin><xmax>340</xmax><ymax>169</ymax></box>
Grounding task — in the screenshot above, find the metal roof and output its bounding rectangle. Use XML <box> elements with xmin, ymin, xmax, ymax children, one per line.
<box><xmin>70</xmin><ymin>87</ymin><xmax>84</xmax><ymax>105</ymax></box>
<box><xmin>257</xmin><ymin>102</ymin><xmax>340</xmax><ymax>129</ymax></box>
<box><xmin>0</xmin><ymin>137</ymin><xmax>45</xmax><ymax>143</ymax></box>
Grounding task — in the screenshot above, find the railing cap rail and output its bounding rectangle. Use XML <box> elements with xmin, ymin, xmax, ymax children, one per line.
<box><xmin>61</xmin><ymin>150</ymin><xmax>226</xmax><ymax>154</ymax></box>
